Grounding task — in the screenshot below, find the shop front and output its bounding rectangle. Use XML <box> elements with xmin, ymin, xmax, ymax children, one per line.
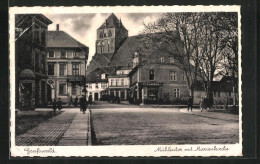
<box><xmin>129</xmin><ymin>82</ymin><xmax>163</xmax><ymax>104</ymax></box>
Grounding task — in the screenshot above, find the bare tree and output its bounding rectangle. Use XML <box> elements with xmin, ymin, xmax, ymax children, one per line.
<box><xmin>138</xmin><ymin>13</ymin><xmax>203</xmax><ymax>104</ymax></box>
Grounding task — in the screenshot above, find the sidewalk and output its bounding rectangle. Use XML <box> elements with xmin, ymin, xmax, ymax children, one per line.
<box><xmin>57</xmin><ymin>109</ymin><xmax>91</xmax><ymax>146</ymax></box>
<box><xmin>16</xmin><ymin>108</ymin><xmax>91</xmax><ymax>146</ymax></box>
<box><xmin>16</xmin><ymin>110</ymin><xmax>77</xmax><ymax>146</ymax></box>
<box><xmin>179</xmin><ymin>108</ymin><xmax>239</xmax><ymax>122</ymax></box>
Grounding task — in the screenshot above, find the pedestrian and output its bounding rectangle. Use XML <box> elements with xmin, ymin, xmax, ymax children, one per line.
<box><xmin>79</xmin><ymin>95</ymin><xmax>84</xmax><ymax>112</ymax></box>
<box><xmin>82</xmin><ymin>96</ymin><xmax>87</xmax><ymax>114</ymax></box>
<box><xmin>88</xmin><ymin>95</ymin><xmax>92</xmax><ymax>105</ymax></box>
<box><xmin>74</xmin><ymin>96</ymin><xmax>78</xmax><ymax>107</ymax></box>
<box><xmin>187</xmin><ymin>96</ymin><xmax>193</xmax><ymax>112</ymax></box>
<box><xmin>69</xmin><ymin>96</ymin><xmax>73</xmax><ymax>107</ymax></box>
<box><xmin>52</xmin><ymin>99</ymin><xmax>57</xmax><ymax>114</ymax></box>
<box><xmin>57</xmin><ymin>98</ymin><xmax>63</xmax><ymax>111</ymax></box>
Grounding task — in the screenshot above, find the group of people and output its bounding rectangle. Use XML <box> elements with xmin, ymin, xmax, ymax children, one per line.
<box><xmin>52</xmin><ymin>96</ymin><xmax>92</xmax><ymax>114</ymax></box>
<box><xmin>187</xmin><ymin>96</ymin><xmax>212</xmax><ymax>112</ymax></box>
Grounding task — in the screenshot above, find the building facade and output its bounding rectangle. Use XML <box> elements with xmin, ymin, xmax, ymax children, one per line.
<box><xmin>86</xmin><ymin>68</ymin><xmax>111</xmax><ymax>101</ymax></box>
<box><xmin>107</xmin><ymin>67</ymin><xmax>131</xmax><ymax>100</ymax></box>
<box><xmin>128</xmin><ymin>52</ymin><xmax>190</xmax><ymax>104</ymax></box>
<box><xmin>46</xmin><ymin>25</ymin><xmax>89</xmax><ymax>103</ymax></box>
<box><xmin>15</xmin><ymin>14</ymin><xmax>52</xmax><ymax>110</ymax></box>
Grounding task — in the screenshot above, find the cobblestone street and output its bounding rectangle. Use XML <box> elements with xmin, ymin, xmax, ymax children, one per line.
<box><xmin>16</xmin><ymin>109</ymin><xmax>90</xmax><ymax>146</ymax></box>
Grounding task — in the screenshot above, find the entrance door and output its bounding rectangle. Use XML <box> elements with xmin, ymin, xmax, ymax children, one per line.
<box><xmin>94</xmin><ymin>93</ymin><xmax>99</xmax><ymax>101</ymax></box>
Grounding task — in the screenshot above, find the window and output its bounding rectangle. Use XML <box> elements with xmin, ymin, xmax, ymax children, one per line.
<box><xmin>59</xmin><ymin>63</ymin><xmax>66</xmax><ymax>76</ymax></box>
<box><xmin>73</xmin><ymin>51</ymin><xmax>80</xmax><ymax>58</ymax></box>
<box><xmin>59</xmin><ymin>83</ymin><xmax>66</xmax><ymax>94</ymax></box>
<box><xmin>110</xmin><ymin>79</ymin><xmax>114</xmax><ymax>86</ymax></box>
<box><xmin>108</xmin><ymin>30</ymin><xmax>112</xmax><ymax>37</ymax></box>
<box><xmin>173</xmin><ymin>89</ymin><xmax>180</xmax><ymax>98</ymax></box>
<box><xmin>169</xmin><ymin>56</ymin><xmax>175</xmax><ymax>63</ymax></box>
<box><xmin>116</xmin><ymin>79</ymin><xmax>119</xmax><ymax>86</ymax></box>
<box><xmin>228</xmin><ymin>91</ymin><xmax>232</xmax><ymax>97</ymax></box>
<box><xmin>95</xmin><ymin>83</ymin><xmax>99</xmax><ymax>89</ymax></box>
<box><xmin>121</xmin><ymin>79</ymin><xmax>124</xmax><ymax>86</ymax></box>
<box><xmin>72</xmin><ymin>83</ymin><xmax>77</xmax><ymax>95</ymax></box>
<box><xmin>72</xmin><ymin>63</ymin><xmax>79</xmax><ymax>75</ymax></box>
<box><xmin>61</xmin><ymin>51</ymin><xmax>66</xmax><ymax>58</ymax></box>
<box><xmin>48</xmin><ymin>63</ymin><xmax>54</xmax><ymax>75</ymax></box>
<box><xmin>182</xmin><ymin>72</ymin><xmax>187</xmax><ymax>81</ymax></box>
<box><xmin>49</xmin><ymin>51</ymin><xmax>54</xmax><ymax>58</ymax></box>
<box><xmin>89</xmin><ymin>84</ymin><xmax>92</xmax><ymax>89</ymax></box>
<box><xmin>149</xmin><ymin>70</ymin><xmax>155</xmax><ymax>81</ymax></box>
<box><xmin>101</xmin><ymin>73</ymin><xmax>106</xmax><ymax>79</ymax></box>
<box><xmin>100</xmin><ymin>32</ymin><xmax>103</xmax><ymax>38</ymax></box>
<box><xmin>160</xmin><ymin>56</ymin><xmax>165</xmax><ymax>63</ymax></box>
<box><xmin>41</xmin><ymin>29</ymin><xmax>46</xmax><ymax>45</ymax></box>
<box><xmin>101</xmin><ymin>83</ymin><xmax>106</xmax><ymax>89</ymax></box>
<box><xmin>170</xmin><ymin>71</ymin><xmax>177</xmax><ymax>81</ymax></box>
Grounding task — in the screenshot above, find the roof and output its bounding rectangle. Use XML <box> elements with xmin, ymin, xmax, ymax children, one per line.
<box><xmin>98</xmin><ymin>13</ymin><xmax>127</xmax><ymax>31</ymax></box>
<box><xmin>108</xmin><ymin>35</ymin><xmax>140</xmax><ymax>67</ymax></box>
<box><xmin>86</xmin><ymin>53</ymin><xmax>114</xmax><ymax>75</ymax></box>
<box><xmin>46</xmin><ymin>31</ymin><xmax>88</xmax><ymax>49</ymax></box>
<box><xmin>86</xmin><ymin>67</ymin><xmax>114</xmax><ymax>83</ymax></box>
<box><xmin>15</xmin><ymin>14</ymin><xmax>53</xmax><ymax>26</ymax></box>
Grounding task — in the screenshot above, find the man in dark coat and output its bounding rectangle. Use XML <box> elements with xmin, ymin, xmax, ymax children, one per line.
<box><xmin>187</xmin><ymin>96</ymin><xmax>193</xmax><ymax>112</ymax></box>
<box><xmin>57</xmin><ymin>98</ymin><xmax>63</xmax><ymax>110</ymax></box>
<box><xmin>79</xmin><ymin>96</ymin><xmax>84</xmax><ymax>112</ymax></box>
<box><xmin>74</xmin><ymin>96</ymin><xmax>78</xmax><ymax>107</ymax></box>
<box><xmin>52</xmin><ymin>99</ymin><xmax>57</xmax><ymax>114</ymax></box>
<box><xmin>82</xmin><ymin>96</ymin><xmax>87</xmax><ymax>114</ymax></box>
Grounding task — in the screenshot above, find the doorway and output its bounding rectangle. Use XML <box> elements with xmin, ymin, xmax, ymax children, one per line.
<box><xmin>94</xmin><ymin>93</ymin><xmax>99</xmax><ymax>101</ymax></box>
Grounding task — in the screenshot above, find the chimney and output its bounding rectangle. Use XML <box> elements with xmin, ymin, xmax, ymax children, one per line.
<box><xmin>56</xmin><ymin>24</ymin><xmax>59</xmax><ymax>31</ymax></box>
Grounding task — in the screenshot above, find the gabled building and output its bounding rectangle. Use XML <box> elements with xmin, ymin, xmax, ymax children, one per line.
<box><xmin>85</xmin><ymin>67</ymin><xmax>113</xmax><ymax>101</ymax></box>
<box><xmin>15</xmin><ymin>14</ymin><xmax>52</xmax><ymax>110</ymax></box>
<box><xmin>46</xmin><ymin>25</ymin><xmax>89</xmax><ymax>102</ymax></box>
<box><xmin>107</xmin><ymin>66</ymin><xmax>131</xmax><ymax>100</ymax></box>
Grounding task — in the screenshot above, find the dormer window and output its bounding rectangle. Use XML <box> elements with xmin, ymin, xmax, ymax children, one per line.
<box><xmin>101</xmin><ymin>73</ymin><xmax>107</xmax><ymax>79</ymax></box>
<box><xmin>160</xmin><ymin>56</ymin><xmax>165</xmax><ymax>63</ymax></box>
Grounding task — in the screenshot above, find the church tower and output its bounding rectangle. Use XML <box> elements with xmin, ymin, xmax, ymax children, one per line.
<box><xmin>96</xmin><ymin>13</ymin><xmax>128</xmax><ymax>54</ymax></box>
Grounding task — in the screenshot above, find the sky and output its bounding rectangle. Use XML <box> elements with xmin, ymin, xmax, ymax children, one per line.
<box><xmin>45</xmin><ymin>13</ymin><xmax>162</xmax><ymax>65</ymax></box>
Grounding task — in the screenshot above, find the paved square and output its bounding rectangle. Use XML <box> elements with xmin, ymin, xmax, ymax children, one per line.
<box><xmin>91</xmin><ymin>106</ymin><xmax>239</xmax><ymax>145</ymax></box>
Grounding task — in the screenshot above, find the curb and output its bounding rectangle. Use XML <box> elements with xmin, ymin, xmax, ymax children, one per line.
<box><xmin>87</xmin><ymin>108</ymin><xmax>92</xmax><ymax>146</ymax></box>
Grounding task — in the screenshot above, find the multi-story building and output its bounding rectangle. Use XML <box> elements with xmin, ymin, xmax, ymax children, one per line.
<box><xmin>15</xmin><ymin>14</ymin><xmax>52</xmax><ymax>110</ymax></box>
<box><xmin>128</xmin><ymin>51</ymin><xmax>190</xmax><ymax>104</ymax></box>
<box><xmin>107</xmin><ymin>66</ymin><xmax>131</xmax><ymax>100</ymax></box>
<box><xmin>86</xmin><ymin>13</ymin><xmax>191</xmax><ymax>104</ymax></box>
<box><xmin>86</xmin><ymin>67</ymin><xmax>112</xmax><ymax>101</ymax></box>
<box><xmin>46</xmin><ymin>25</ymin><xmax>89</xmax><ymax>102</ymax></box>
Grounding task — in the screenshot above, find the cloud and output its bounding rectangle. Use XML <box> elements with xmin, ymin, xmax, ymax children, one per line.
<box><xmin>45</xmin><ymin>13</ymin><xmax>162</xmax><ymax>66</ymax></box>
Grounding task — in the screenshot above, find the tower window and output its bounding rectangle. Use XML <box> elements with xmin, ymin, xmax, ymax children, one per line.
<box><xmin>100</xmin><ymin>32</ymin><xmax>103</xmax><ymax>38</ymax></box>
<box><xmin>108</xmin><ymin>30</ymin><xmax>112</xmax><ymax>37</ymax></box>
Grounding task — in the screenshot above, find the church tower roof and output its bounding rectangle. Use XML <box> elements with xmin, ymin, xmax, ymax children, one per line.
<box><xmin>98</xmin><ymin>13</ymin><xmax>127</xmax><ymax>30</ymax></box>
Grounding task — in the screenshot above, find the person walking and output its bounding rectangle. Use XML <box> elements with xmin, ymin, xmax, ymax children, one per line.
<box><xmin>187</xmin><ymin>96</ymin><xmax>193</xmax><ymax>112</ymax></box>
<box><xmin>74</xmin><ymin>96</ymin><xmax>78</xmax><ymax>107</ymax></box>
<box><xmin>57</xmin><ymin>98</ymin><xmax>63</xmax><ymax>111</ymax></box>
<box><xmin>82</xmin><ymin>96</ymin><xmax>87</xmax><ymax>114</ymax></box>
<box><xmin>52</xmin><ymin>99</ymin><xmax>57</xmax><ymax>114</ymax></box>
<box><xmin>79</xmin><ymin>96</ymin><xmax>84</xmax><ymax>112</ymax></box>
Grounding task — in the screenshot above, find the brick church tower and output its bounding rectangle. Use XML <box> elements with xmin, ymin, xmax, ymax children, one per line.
<box><xmin>96</xmin><ymin>13</ymin><xmax>128</xmax><ymax>54</ymax></box>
